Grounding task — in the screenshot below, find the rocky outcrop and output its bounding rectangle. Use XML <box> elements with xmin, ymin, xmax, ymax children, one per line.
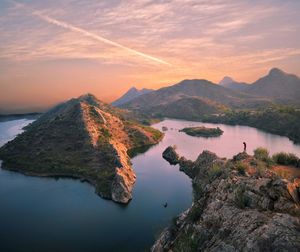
<box><xmin>0</xmin><ymin>94</ymin><xmax>163</xmax><ymax>204</ymax></box>
<box><xmin>154</xmin><ymin>147</ymin><xmax>300</xmax><ymax>251</ymax></box>
<box><xmin>162</xmin><ymin>146</ymin><xmax>180</xmax><ymax>165</ymax></box>
<box><xmin>233</xmin><ymin>151</ymin><xmax>251</xmax><ymax>161</ymax></box>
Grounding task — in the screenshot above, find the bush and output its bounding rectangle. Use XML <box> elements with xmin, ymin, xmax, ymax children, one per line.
<box><xmin>187</xmin><ymin>204</ymin><xmax>203</xmax><ymax>222</ymax></box>
<box><xmin>208</xmin><ymin>163</ymin><xmax>222</xmax><ymax>181</ymax></box>
<box><xmin>193</xmin><ymin>182</ymin><xmax>203</xmax><ymax>200</ymax></box>
<box><xmin>256</xmin><ymin>161</ymin><xmax>267</xmax><ymax>177</ymax></box>
<box><xmin>234</xmin><ymin>184</ymin><xmax>250</xmax><ymax>209</ymax></box>
<box><xmin>101</xmin><ymin>128</ymin><xmax>111</xmax><ymax>138</ymax></box>
<box><xmin>254</xmin><ymin>147</ymin><xmax>269</xmax><ymax>161</ymax></box>
<box><xmin>236</xmin><ymin>161</ymin><xmax>247</xmax><ymax>175</ymax></box>
<box><xmin>272</xmin><ymin>152</ymin><xmax>299</xmax><ymax>166</ymax></box>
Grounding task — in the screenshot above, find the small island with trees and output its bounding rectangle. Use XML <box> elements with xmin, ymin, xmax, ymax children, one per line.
<box><xmin>179</xmin><ymin>126</ymin><xmax>223</xmax><ymax>137</ymax></box>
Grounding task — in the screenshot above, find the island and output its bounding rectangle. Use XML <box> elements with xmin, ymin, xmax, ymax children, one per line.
<box><xmin>179</xmin><ymin>126</ymin><xmax>223</xmax><ymax>137</ymax></box>
<box><xmin>153</xmin><ymin>146</ymin><xmax>300</xmax><ymax>251</ymax></box>
<box><xmin>0</xmin><ymin>94</ymin><xmax>163</xmax><ymax>204</ymax></box>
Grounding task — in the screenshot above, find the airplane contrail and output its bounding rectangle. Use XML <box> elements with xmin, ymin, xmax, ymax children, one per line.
<box><xmin>10</xmin><ymin>0</ymin><xmax>172</xmax><ymax>66</ymax></box>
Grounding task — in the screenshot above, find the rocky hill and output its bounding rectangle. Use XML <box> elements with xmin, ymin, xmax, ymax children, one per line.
<box><xmin>112</xmin><ymin>87</ymin><xmax>153</xmax><ymax>106</ymax></box>
<box><xmin>153</xmin><ymin>147</ymin><xmax>300</xmax><ymax>251</ymax></box>
<box><xmin>0</xmin><ymin>94</ymin><xmax>163</xmax><ymax>204</ymax></box>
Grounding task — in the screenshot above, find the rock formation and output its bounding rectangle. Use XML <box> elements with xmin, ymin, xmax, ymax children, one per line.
<box><xmin>0</xmin><ymin>94</ymin><xmax>163</xmax><ymax>204</ymax></box>
<box><xmin>162</xmin><ymin>146</ymin><xmax>180</xmax><ymax>165</ymax></box>
<box><xmin>153</xmin><ymin>147</ymin><xmax>300</xmax><ymax>251</ymax></box>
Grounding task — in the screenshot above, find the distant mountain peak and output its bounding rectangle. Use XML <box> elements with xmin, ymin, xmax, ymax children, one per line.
<box><xmin>128</xmin><ymin>86</ymin><xmax>138</xmax><ymax>92</ymax></box>
<box><xmin>219</xmin><ymin>76</ymin><xmax>235</xmax><ymax>85</ymax></box>
<box><xmin>112</xmin><ymin>86</ymin><xmax>154</xmax><ymax>107</ymax></box>
<box><xmin>268</xmin><ymin>68</ymin><xmax>285</xmax><ymax>76</ymax></box>
<box><xmin>218</xmin><ymin>76</ymin><xmax>248</xmax><ymax>91</ymax></box>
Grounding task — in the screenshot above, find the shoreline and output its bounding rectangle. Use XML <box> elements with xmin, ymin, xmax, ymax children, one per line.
<box><xmin>0</xmin><ymin>133</ymin><xmax>165</xmax><ymax>205</ymax></box>
<box><xmin>0</xmin><ymin>164</ymin><xmax>127</xmax><ymax>203</ymax></box>
<box><xmin>160</xmin><ymin>116</ymin><xmax>300</xmax><ymax>144</ymax></box>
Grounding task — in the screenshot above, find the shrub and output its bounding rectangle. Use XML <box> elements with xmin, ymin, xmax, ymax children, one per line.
<box><xmin>272</xmin><ymin>152</ymin><xmax>299</xmax><ymax>166</ymax></box>
<box><xmin>193</xmin><ymin>182</ymin><xmax>203</xmax><ymax>200</ymax></box>
<box><xmin>101</xmin><ymin>128</ymin><xmax>111</xmax><ymax>138</ymax></box>
<box><xmin>254</xmin><ymin>147</ymin><xmax>269</xmax><ymax>161</ymax></box>
<box><xmin>208</xmin><ymin>163</ymin><xmax>222</xmax><ymax>181</ymax></box>
<box><xmin>256</xmin><ymin>161</ymin><xmax>267</xmax><ymax>177</ymax></box>
<box><xmin>234</xmin><ymin>184</ymin><xmax>250</xmax><ymax>209</ymax></box>
<box><xmin>236</xmin><ymin>161</ymin><xmax>247</xmax><ymax>175</ymax></box>
<box><xmin>188</xmin><ymin>204</ymin><xmax>203</xmax><ymax>222</ymax></box>
<box><xmin>173</xmin><ymin>225</ymin><xmax>201</xmax><ymax>251</ymax></box>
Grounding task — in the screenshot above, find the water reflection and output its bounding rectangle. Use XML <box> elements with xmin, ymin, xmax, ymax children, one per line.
<box><xmin>0</xmin><ymin>118</ymin><xmax>300</xmax><ymax>252</ymax></box>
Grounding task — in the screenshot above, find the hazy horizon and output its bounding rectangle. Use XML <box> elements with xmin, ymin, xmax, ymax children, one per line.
<box><xmin>1</xmin><ymin>0</ymin><xmax>300</xmax><ymax>113</ymax></box>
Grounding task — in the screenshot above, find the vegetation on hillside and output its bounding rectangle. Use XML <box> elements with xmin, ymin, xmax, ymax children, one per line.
<box><xmin>204</xmin><ymin>106</ymin><xmax>300</xmax><ymax>143</ymax></box>
<box><xmin>0</xmin><ymin>94</ymin><xmax>163</xmax><ymax>203</ymax></box>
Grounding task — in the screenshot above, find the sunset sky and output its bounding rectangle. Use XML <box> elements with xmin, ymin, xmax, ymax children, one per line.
<box><xmin>1</xmin><ymin>0</ymin><xmax>300</xmax><ymax>113</ymax></box>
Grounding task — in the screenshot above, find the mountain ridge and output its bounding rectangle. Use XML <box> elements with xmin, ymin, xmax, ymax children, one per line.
<box><xmin>245</xmin><ymin>68</ymin><xmax>300</xmax><ymax>104</ymax></box>
<box><xmin>119</xmin><ymin>79</ymin><xmax>271</xmax><ymax>120</ymax></box>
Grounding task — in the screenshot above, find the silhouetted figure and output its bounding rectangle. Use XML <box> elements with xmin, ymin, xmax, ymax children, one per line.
<box><xmin>164</xmin><ymin>202</ymin><xmax>168</xmax><ymax>208</ymax></box>
<box><xmin>243</xmin><ymin>142</ymin><xmax>247</xmax><ymax>152</ymax></box>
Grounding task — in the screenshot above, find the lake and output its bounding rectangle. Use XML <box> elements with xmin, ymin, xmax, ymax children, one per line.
<box><xmin>1</xmin><ymin>118</ymin><xmax>300</xmax><ymax>252</ymax></box>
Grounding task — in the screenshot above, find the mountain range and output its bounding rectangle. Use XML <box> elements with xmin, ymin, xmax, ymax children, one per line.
<box><xmin>114</xmin><ymin>68</ymin><xmax>300</xmax><ymax>120</ymax></box>
<box><xmin>219</xmin><ymin>68</ymin><xmax>300</xmax><ymax>103</ymax></box>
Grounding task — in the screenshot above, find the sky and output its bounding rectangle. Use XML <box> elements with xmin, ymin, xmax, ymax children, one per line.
<box><xmin>1</xmin><ymin>0</ymin><xmax>300</xmax><ymax>113</ymax></box>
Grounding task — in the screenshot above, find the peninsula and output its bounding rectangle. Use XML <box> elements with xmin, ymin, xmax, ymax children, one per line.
<box><xmin>0</xmin><ymin>94</ymin><xmax>163</xmax><ymax>204</ymax></box>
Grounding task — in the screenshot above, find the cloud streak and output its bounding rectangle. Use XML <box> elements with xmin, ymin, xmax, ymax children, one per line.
<box><xmin>10</xmin><ymin>0</ymin><xmax>172</xmax><ymax>66</ymax></box>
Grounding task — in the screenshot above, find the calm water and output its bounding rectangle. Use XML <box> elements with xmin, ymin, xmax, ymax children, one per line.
<box><xmin>1</xmin><ymin>118</ymin><xmax>300</xmax><ymax>252</ymax></box>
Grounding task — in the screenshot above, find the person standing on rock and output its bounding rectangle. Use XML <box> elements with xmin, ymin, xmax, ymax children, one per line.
<box><xmin>243</xmin><ymin>142</ymin><xmax>247</xmax><ymax>152</ymax></box>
